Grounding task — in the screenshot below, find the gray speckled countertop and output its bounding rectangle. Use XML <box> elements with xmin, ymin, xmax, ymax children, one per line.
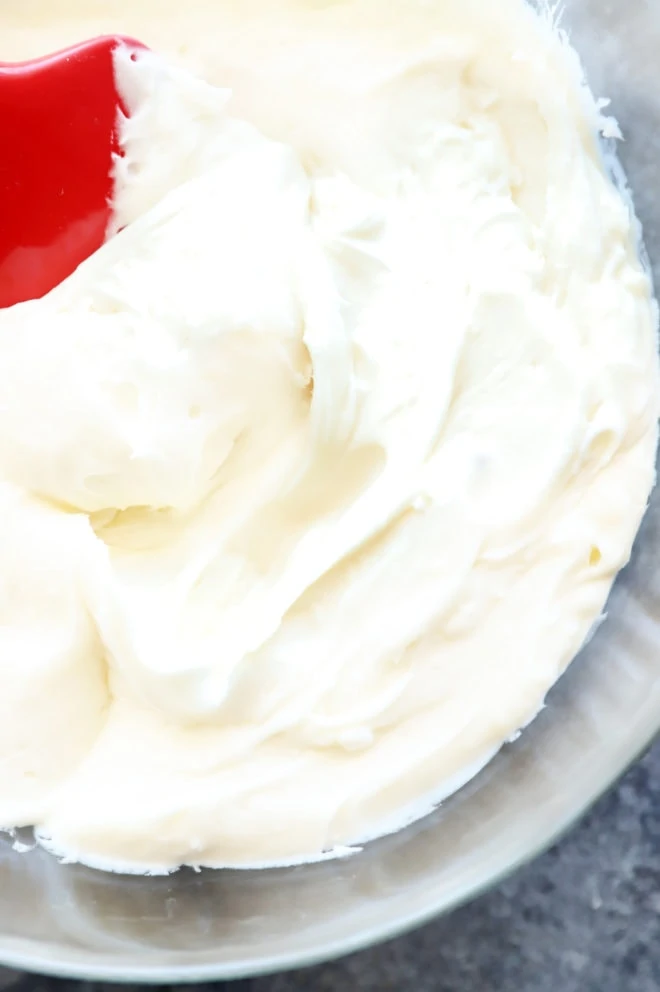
<box><xmin>1</xmin><ymin>741</ymin><xmax>658</xmax><ymax>992</ymax></box>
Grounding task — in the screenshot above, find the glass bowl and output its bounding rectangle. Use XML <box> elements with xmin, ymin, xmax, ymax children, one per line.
<box><xmin>1</xmin><ymin>0</ymin><xmax>659</xmax><ymax>980</ymax></box>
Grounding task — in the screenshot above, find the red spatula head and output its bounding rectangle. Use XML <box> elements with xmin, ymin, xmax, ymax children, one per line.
<box><xmin>0</xmin><ymin>35</ymin><xmax>145</xmax><ymax>309</ymax></box>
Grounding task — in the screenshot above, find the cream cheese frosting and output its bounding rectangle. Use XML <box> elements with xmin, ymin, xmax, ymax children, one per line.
<box><xmin>0</xmin><ymin>0</ymin><xmax>657</xmax><ymax>872</ymax></box>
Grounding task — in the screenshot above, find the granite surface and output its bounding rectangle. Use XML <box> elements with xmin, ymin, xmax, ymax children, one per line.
<box><xmin>0</xmin><ymin>741</ymin><xmax>658</xmax><ymax>992</ymax></box>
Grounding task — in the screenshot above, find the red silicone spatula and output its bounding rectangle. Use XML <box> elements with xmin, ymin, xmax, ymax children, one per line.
<box><xmin>0</xmin><ymin>35</ymin><xmax>145</xmax><ymax>309</ymax></box>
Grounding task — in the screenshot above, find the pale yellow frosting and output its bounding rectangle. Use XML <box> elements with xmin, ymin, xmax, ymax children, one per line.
<box><xmin>0</xmin><ymin>0</ymin><xmax>657</xmax><ymax>872</ymax></box>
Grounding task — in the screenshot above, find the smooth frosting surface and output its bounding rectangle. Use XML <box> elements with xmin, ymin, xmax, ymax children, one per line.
<box><xmin>0</xmin><ymin>0</ymin><xmax>657</xmax><ymax>872</ymax></box>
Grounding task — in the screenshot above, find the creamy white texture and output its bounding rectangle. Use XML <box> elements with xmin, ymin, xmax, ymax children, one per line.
<box><xmin>0</xmin><ymin>0</ymin><xmax>657</xmax><ymax>872</ymax></box>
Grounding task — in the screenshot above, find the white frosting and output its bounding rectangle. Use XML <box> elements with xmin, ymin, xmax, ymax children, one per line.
<box><xmin>0</xmin><ymin>0</ymin><xmax>657</xmax><ymax>873</ymax></box>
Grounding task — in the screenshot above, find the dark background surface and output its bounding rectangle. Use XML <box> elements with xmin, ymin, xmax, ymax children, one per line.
<box><xmin>0</xmin><ymin>741</ymin><xmax>658</xmax><ymax>992</ymax></box>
